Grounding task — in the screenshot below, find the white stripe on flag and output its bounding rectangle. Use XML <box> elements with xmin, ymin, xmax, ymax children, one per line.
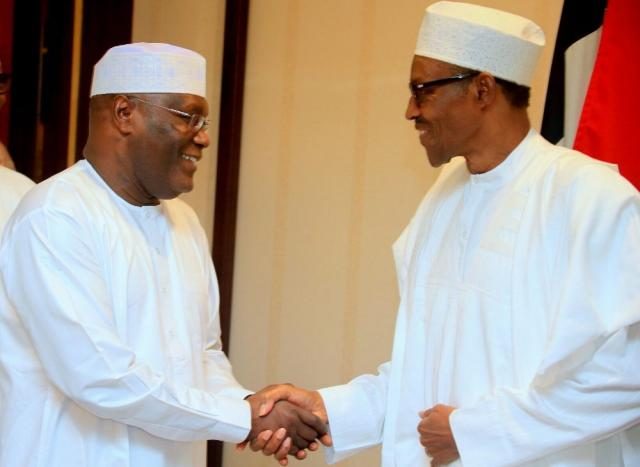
<box><xmin>560</xmin><ymin>27</ymin><xmax>602</xmax><ymax>148</ymax></box>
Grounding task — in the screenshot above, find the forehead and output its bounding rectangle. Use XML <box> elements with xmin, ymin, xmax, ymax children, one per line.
<box><xmin>409</xmin><ymin>55</ymin><xmax>456</xmax><ymax>81</ymax></box>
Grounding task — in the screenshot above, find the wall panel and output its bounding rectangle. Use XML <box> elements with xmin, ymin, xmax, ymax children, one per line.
<box><xmin>132</xmin><ymin>0</ymin><xmax>227</xmax><ymax>245</ymax></box>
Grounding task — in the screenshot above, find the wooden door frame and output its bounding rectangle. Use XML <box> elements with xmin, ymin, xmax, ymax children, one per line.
<box><xmin>208</xmin><ymin>0</ymin><xmax>250</xmax><ymax>465</ymax></box>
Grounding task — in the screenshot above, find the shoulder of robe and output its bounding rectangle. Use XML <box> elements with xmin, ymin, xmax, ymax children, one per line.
<box><xmin>535</xmin><ymin>144</ymin><xmax>639</xmax><ymax>210</ymax></box>
<box><xmin>7</xmin><ymin>164</ymin><xmax>103</xmax><ymax>229</ymax></box>
<box><xmin>0</xmin><ymin>166</ymin><xmax>34</xmax><ymax>194</ymax></box>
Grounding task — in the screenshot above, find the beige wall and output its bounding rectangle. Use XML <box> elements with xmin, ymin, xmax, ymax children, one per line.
<box><xmin>49</xmin><ymin>1</ymin><xmax>563</xmax><ymax>465</ymax></box>
<box><xmin>227</xmin><ymin>1</ymin><xmax>563</xmax><ymax>467</ymax></box>
<box><xmin>132</xmin><ymin>0</ymin><xmax>227</xmax><ymax>245</ymax></box>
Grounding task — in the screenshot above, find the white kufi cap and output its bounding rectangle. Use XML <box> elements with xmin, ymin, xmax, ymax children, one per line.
<box><xmin>90</xmin><ymin>42</ymin><xmax>206</xmax><ymax>97</ymax></box>
<box><xmin>415</xmin><ymin>2</ymin><xmax>545</xmax><ymax>86</ymax></box>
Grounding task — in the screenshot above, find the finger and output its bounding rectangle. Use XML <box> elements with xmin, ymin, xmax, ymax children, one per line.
<box><xmin>294</xmin><ymin>421</ymin><xmax>320</xmax><ymax>443</ymax></box>
<box><xmin>307</xmin><ymin>441</ymin><xmax>319</xmax><ymax>452</ymax></box>
<box><xmin>296</xmin><ymin>408</ymin><xmax>327</xmax><ymax>436</ymax></box>
<box><xmin>288</xmin><ymin>431</ymin><xmax>310</xmax><ymax>451</ymax></box>
<box><xmin>249</xmin><ymin>429</ymin><xmax>272</xmax><ymax>451</ymax></box>
<box><xmin>262</xmin><ymin>428</ymin><xmax>287</xmax><ymax>456</ymax></box>
<box><xmin>288</xmin><ymin>442</ymin><xmax>301</xmax><ymax>457</ymax></box>
<box><xmin>273</xmin><ymin>436</ymin><xmax>290</xmax><ymax>462</ymax></box>
<box><xmin>235</xmin><ymin>441</ymin><xmax>247</xmax><ymax>451</ymax></box>
<box><xmin>296</xmin><ymin>449</ymin><xmax>307</xmax><ymax>460</ymax></box>
<box><xmin>275</xmin><ymin>437</ymin><xmax>292</xmax><ymax>459</ymax></box>
<box><xmin>319</xmin><ymin>432</ymin><xmax>332</xmax><ymax>447</ymax></box>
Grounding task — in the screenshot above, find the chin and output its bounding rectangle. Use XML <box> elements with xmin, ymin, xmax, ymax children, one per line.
<box><xmin>156</xmin><ymin>186</ymin><xmax>192</xmax><ymax>200</ymax></box>
<box><xmin>168</xmin><ymin>177</ymin><xmax>195</xmax><ymax>197</ymax></box>
<box><xmin>425</xmin><ymin>148</ymin><xmax>456</xmax><ymax>168</ymax></box>
<box><xmin>173</xmin><ymin>187</ymin><xmax>194</xmax><ymax>198</ymax></box>
<box><xmin>425</xmin><ymin>153</ymin><xmax>446</xmax><ymax>168</ymax></box>
<box><xmin>180</xmin><ymin>181</ymin><xmax>195</xmax><ymax>194</ymax></box>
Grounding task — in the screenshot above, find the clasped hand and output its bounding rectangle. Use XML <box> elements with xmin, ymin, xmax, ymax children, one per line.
<box><xmin>241</xmin><ymin>384</ymin><xmax>332</xmax><ymax>465</ymax></box>
<box><xmin>417</xmin><ymin>404</ymin><xmax>459</xmax><ymax>466</ymax></box>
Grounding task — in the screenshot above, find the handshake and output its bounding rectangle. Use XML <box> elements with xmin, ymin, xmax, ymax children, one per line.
<box><xmin>241</xmin><ymin>384</ymin><xmax>331</xmax><ymax>466</ymax></box>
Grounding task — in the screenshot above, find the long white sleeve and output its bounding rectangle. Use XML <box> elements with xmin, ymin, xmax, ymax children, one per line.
<box><xmin>2</xmin><ymin>203</ymin><xmax>251</xmax><ymax>444</ymax></box>
<box><xmin>451</xmin><ymin>167</ymin><xmax>640</xmax><ymax>466</ymax></box>
<box><xmin>319</xmin><ymin>362</ymin><xmax>390</xmax><ymax>463</ymax></box>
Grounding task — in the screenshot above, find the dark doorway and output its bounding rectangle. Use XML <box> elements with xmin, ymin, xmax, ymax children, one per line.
<box><xmin>208</xmin><ymin>0</ymin><xmax>251</xmax><ymax>466</ymax></box>
<box><xmin>8</xmin><ymin>0</ymin><xmax>132</xmax><ymax>182</ymax></box>
<box><xmin>74</xmin><ymin>0</ymin><xmax>134</xmax><ymax>166</ymax></box>
<box><xmin>9</xmin><ymin>0</ymin><xmax>74</xmax><ymax>180</ymax></box>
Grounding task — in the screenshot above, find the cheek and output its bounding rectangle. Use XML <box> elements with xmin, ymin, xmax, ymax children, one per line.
<box><xmin>151</xmin><ymin>135</ymin><xmax>184</xmax><ymax>169</ymax></box>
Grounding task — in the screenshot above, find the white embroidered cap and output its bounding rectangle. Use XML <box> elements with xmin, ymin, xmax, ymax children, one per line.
<box><xmin>415</xmin><ymin>1</ymin><xmax>545</xmax><ymax>86</ymax></box>
<box><xmin>90</xmin><ymin>43</ymin><xmax>206</xmax><ymax>97</ymax></box>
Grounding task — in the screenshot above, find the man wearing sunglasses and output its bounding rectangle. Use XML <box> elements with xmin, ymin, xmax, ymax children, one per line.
<box><xmin>0</xmin><ymin>43</ymin><xmax>327</xmax><ymax>466</ymax></box>
<box><xmin>254</xmin><ymin>2</ymin><xmax>640</xmax><ymax>466</ymax></box>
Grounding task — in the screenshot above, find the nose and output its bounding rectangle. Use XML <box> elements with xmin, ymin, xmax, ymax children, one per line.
<box><xmin>193</xmin><ymin>127</ymin><xmax>210</xmax><ymax>148</ymax></box>
<box><xmin>405</xmin><ymin>95</ymin><xmax>420</xmax><ymax>120</ymax></box>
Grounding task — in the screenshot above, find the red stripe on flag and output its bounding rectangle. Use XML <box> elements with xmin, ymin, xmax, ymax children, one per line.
<box><xmin>573</xmin><ymin>0</ymin><xmax>640</xmax><ymax>189</ymax></box>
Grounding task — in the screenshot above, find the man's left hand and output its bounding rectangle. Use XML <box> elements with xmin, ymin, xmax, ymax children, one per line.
<box><xmin>417</xmin><ymin>404</ymin><xmax>459</xmax><ymax>466</ymax></box>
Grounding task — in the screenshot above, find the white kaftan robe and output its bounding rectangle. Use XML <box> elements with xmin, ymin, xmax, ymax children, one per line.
<box><xmin>319</xmin><ymin>131</ymin><xmax>640</xmax><ymax>466</ymax></box>
<box><xmin>0</xmin><ymin>165</ymin><xmax>34</xmax><ymax>238</ymax></box>
<box><xmin>0</xmin><ymin>160</ymin><xmax>252</xmax><ymax>467</ymax></box>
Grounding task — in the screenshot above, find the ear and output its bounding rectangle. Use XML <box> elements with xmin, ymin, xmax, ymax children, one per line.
<box><xmin>473</xmin><ymin>72</ymin><xmax>497</xmax><ymax>109</ymax></box>
<box><xmin>111</xmin><ymin>95</ymin><xmax>136</xmax><ymax>135</ymax></box>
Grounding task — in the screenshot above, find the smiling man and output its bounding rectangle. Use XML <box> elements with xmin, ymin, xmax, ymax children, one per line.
<box><xmin>254</xmin><ymin>2</ymin><xmax>640</xmax><ymax>466</ymax></box>
<box><xmin>0</xmin><ymin>43</ymin><xmax>327</xmax><ymax>467</ymax></box>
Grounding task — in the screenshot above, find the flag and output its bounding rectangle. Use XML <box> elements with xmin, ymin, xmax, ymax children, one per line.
<box><xmin>573</xmin><ymin>0</ymin><xmax>640</xmax><ymax>189</ymax></box>
<box><xmin>542</xmin><ymin>0</ymin><xmax>640</xmax><ymax>190</ymax></box>
<box><xmin>541</xmin><ymin>0</ymin><xmax>606</xmax><ymax>147</ymax></box>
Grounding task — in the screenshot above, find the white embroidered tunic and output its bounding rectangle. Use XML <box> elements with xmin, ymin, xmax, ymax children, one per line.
<box><xmin>320</xmin><ymin>131</ymin><xmax>640</xmax><ymax>466</ymax></box>
<box><xmin>0</xmin><ymin>160</ymin><xmax>251</xmax><ymax>467</ymax></box>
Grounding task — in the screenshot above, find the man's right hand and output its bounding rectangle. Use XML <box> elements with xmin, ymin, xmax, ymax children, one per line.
<box><xmin>253</xmin><ymin>383</ymin><xmax>328</xmax><ymax>424</ymax></box>
<box><xmin>243</xmin><ymin>384</ymin><xmax>332</xmax><ymax>465</ymax></box>
<box><xmin>245</xmin><ymin>395</ymin><xmax>327</xmax><ymax>453</ymax></box>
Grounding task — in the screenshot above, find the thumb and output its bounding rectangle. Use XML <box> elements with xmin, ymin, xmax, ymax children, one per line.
<box><xmin>258</xmin><ymin>398</ymin><xmax>275</xmax><ymax>417</ymax></box>
<box><xmin>258</xmin><ymin>386</ymin><xmax>293</xmax><ymax>416</ymax></box>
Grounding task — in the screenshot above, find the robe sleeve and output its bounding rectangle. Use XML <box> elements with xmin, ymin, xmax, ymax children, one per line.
<box><xmin>1</xmin><ymin>205</ymin><xmax>251</xmax><ymax>443</ymax></box>
<box><xmin>318</xmin><ymin>362</ymin><xmax>390</xmax><ymax>464</ymax></box>
<box><xmin>316</xmin><ymin>191</ymin><xmax>433</xmax><ymax>464</ymax></box>
<box><xmin>450</xmin><ymin>169</ymin><xmax>640</xmax><ymax>466</ymax></box>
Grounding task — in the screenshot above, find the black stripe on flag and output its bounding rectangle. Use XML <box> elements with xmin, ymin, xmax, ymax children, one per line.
<box><xmin>541</xmin><ymin>0</ymin><xmax>607</xmax><ymax>144</ymax></box>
